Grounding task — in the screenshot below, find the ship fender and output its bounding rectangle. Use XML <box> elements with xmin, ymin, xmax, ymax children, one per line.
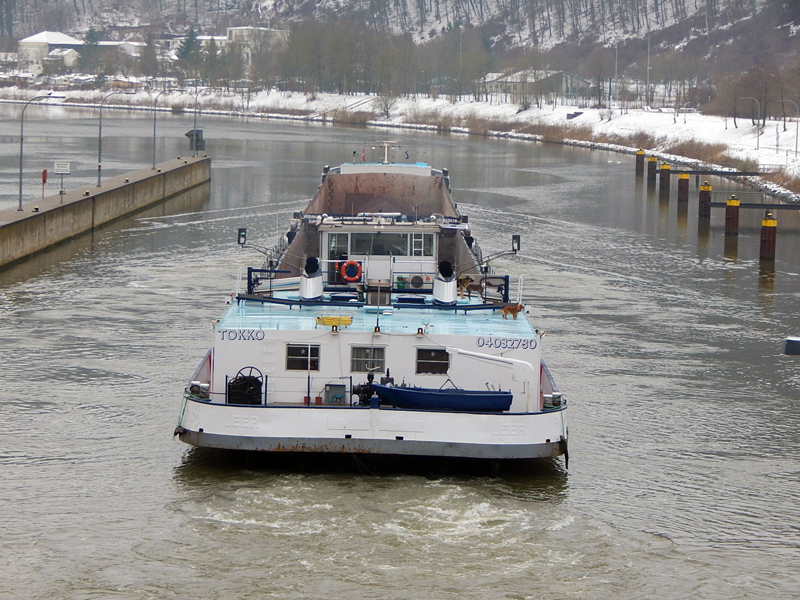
<box><xmin>560</xmin><ymin>435</ymin><xmax>569</xmax><ymax>469</ymax></box>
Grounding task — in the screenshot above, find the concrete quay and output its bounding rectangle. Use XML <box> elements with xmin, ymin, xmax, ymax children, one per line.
<box><xmin>0</xmin><ymin>156</ymin><xmax>210</xmax><ymax>270</ymax></box>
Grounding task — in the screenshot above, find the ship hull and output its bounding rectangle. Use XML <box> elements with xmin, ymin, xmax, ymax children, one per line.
<box><xmin>176</xmin><ymin>398</ymin><xmax>567</xmax><ymax>459</ymax></box>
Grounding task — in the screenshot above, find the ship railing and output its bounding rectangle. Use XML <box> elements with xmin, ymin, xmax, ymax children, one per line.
<box><xmin>319</xmin><ymin>259</ymin><xmax>438</xmax><ymax>293</ymax></box>
<box><xmin>462</xmin><ymin>274</ymin><xmax>511</xmax><ymax>303</ymax></box>
<box><xmin>390</xmin><ymin>270</ymin><xmax>434</xmax><ymax>293</ymax></box>
<box><xmin>213</xmin><ymin>373</ymin><xmax>358</xmax><ymax>407</ymax></box>
<box><xmin>246</xmin><ymin>266</ymin><xmax>293</xmax><ymax>295</ymax></box>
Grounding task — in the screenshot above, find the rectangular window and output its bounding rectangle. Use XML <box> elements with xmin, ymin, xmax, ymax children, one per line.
<box><xmin>411</xmin><ymin>233</ymin><xmax>434</xmax><ymax>257</ymax></box>
<box><xmin>351</xmin><ymin>233</ymin><xmax>408</xmax><ymax>256</ymax></box>
<box><xmin>286</xmin><ymin>344</ymin><xmax>320</xmax><ymax>371</ymax></box>
<box><xmin>416</xmin><ymin>348</ymin><xmax>449</xmax><ymax>374</ymax></box>
<box><xmin>350</xmin><ymin>346</ymin><xmax>386</xmax><ymax>373</ymax></box>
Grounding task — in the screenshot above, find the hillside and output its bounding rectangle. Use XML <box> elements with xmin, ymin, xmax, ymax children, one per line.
<box><xmin>3</xmin><ymin>0</ymin><xmax>798</xmax><ymax>64</ymax></box>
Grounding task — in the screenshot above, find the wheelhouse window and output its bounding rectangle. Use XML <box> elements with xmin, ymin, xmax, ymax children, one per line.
<box><xmin>351</xmin><ymin>233</ymin><xmax>408</xmax><ymax>256</ymax></box>
<box><xmin>350</xmin><ymin>346</ymin><xmax>386</xmax><ymax>373</ymax></box>
<box><xmin>416</xmin><ymin>348</ymin><xmax>449</xmax><ymax>374</ymax></box>
<box><xmin>411</xmin><ymin>233</ymin><xmax>434</xmax><ymax>257</ymax></box>
<box><xmin>287</xmin><ymin>344</ymin><xmax>320</xmax><ymax>371</ymax></box>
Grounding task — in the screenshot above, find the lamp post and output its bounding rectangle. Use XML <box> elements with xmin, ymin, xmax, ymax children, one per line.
<box><xmin>742</xmin><ymin>96</ymin><xmax>761</xmax><ymax>151</ymax></box>
<box><xmin>781</xmin><ymin>99</ymin><xmax>799</xmax><ymax>157</ymax></box>
<box><xmin>18</xmin><ymin>93</ymin><xmax>55</xmax><ymax>211</ymax></box>
<box><xmin>152</xmin><ymin>89</ymin><xmax>167</xmax><ymax>170</ymax></box>
<box><xmin>97</xmin><ymin>91</ymin><xmax>124</xmax><ymax>187</ymax></box>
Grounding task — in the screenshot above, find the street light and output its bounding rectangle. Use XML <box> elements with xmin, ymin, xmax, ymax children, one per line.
<box><xmin>742</xmin><ymin>96</ymin><xmax>761</xmax><ymax>151</ymax></box>
<box><xmin>97</xmin><ymin>90</ymin><xmax>125</xmax><ymax>187</ymax></box>
<box><xmin>152</xmin><ymin>89</ymin><xmax>167</xmax><ymax>170</ymax></box>
<box><xmin>192</xmin><ymin>86</ymin><xmax>201</xmax><ymax>157</ymax></box>
<box><xmin>18</xmin><ymin>93</ymin><xmax>58</xmax><ymax>211</ymax></box>
<box><xmin>781</xmin><ymin>99</ymin><xmax>799</xmax><ymax>157</ymax></box>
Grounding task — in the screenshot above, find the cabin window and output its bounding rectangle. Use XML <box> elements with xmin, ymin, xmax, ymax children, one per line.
<box><xmin>416</xmin><ymin>348</ymin><xmax>449</xmax><ymax>374</ymax></box>
<box><xmin>350</xmin><ymin>346</ymin><xmax>386</xmax><ymax>372</ymax></box>
<box><xmin>286</xmin><ymin>344</ymin><xmax>320</xmax><ymax>371</ymax></box>
<box><xmin>351</xmin><ymin>233</ymin><xmax>408</xmax><ymax>256</ymax></box>
<box><xmin>328</xmin><ymin>233</ymin><xmax>349</xmax><ymax>283</ymax></box>
<box><xmin>411</xmin><ymin>233</ymin><xmax>434</xmax><ymax>257</ymax></box>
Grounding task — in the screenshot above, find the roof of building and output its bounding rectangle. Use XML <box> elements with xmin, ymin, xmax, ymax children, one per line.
<box><xmin>19</xmin><ymin>31</ymin><xmax>83</xmax><ymax>45</ymax></box>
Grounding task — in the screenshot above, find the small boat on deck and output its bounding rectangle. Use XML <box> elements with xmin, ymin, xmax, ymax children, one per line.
<box><xmin>175</xmin><ymin>141</ymin><xmax>568</xmax><ymax>465</ymax></box>
<box><xmin>371</xmin><ymin>382</ymin><xmax>513</xmax><ymax>412</ymax></box>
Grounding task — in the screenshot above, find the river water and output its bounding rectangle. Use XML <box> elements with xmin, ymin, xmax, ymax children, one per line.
<box><xmin>1</xmin><ymin>104</ymin><xmax>799</xmax><ymax>599</ymax></box>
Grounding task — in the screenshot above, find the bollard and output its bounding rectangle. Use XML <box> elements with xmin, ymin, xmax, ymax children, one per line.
<box><xmin>725</xmin><ymin>195</ymin><xmax>740</xmax><ymax>235</ymax></box>
<box><xmin>647</xmin><ymin>156</ymin><xmax>658</xmax><ymax>182</ymax></box>
<box><xmin>698</xmin><ymin>181</ymin><xmax>712</xmax><ymax>217</ymax></box>
<box><xmin>635</xmin><ymin>149</ymin><xmax>645</xmax><ymax>176</ymax></box>
<box><xmin>677</xmin><ymin>173</ymin><xmax>689</xmax><ymax>202</ymax></box>
<box><xmin>659</xmin><ymin>162</ymin><xmax>671</xmax><ymax>190</ymax></box>
<box><xmin>760</xmin><ymin>210</ymin><xmax>777</xmax><ymax>260</ymax></box>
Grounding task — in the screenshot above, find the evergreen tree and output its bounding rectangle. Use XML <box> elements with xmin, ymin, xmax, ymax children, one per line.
<box><xmin>176</xmin><ymin>27</ymin><xmax>199</xmax><ymax>61</ymax></box>
<box><xmin>204</xmin><ymin>38</ymin><xmax>220</xmax><ymax>86</ymax></box>
<box><xmin>139</xmin><ymin>35</ymin><xmax>160</xmax><ymax>78</ymax></box>
<box><xmin>176</xmin><ymin>27</ymin><xmax>202</xmax><ymax>81</ymax></box>
<box><xmin>78</xmin><ymin>28</ymin><xmax>101</xmax><ymax>74</ymax></box>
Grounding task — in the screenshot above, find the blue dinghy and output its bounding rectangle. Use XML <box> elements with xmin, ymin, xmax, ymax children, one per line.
<box><xmin>371</xmin><ymin>383</ymin><xmax>512</xmax><ymax>412</ymax></box>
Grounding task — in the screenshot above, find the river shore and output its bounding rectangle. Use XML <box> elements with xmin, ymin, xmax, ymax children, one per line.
<box><xmin>3</xmin><ymin>86</ymin><xmax>799</xmax><ymax>202</ymax></box>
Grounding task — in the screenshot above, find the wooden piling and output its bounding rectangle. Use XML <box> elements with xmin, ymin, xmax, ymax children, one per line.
<box><xmin>725</xmin><ymin>195</ymin><xmax>740</xmax><ymax>235</ymax></box>
<box><xmin>659</xmin><ymin>163</ymin><xmax>671</xmax><ymax>190</ymax></box>
<box><xmin>677</xmin><ymin>173</ymin><xmax>689</xmax><ymax>202</ymax></box>
<box><xmin>760</xmin><ymin>211</ymin><xmax>777</xmax><ymax>260</ymax></box>
<box><xmin>647</xmin><ymin>156</ymin><xmax>658</xmax><ymax>182</ymax></box>
<box><xmin>698</xmin><ymin>181</ymin><xmax>712</xmax><ymax>217</ymax></box>
<box><xmin>635</xmin><ymin>149</ymin><xmax>645</xmax><ymax>176</ymax></box>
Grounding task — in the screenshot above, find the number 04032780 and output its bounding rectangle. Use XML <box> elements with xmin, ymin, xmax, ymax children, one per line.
<box><xmin>476</xmin><ymin>337</ymin><xmax>538</xmax><ymax>350</ymax></box>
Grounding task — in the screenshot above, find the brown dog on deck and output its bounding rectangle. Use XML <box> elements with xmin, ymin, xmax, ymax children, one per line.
<box><xmin>457</xmin><ymin>275</ymin><xmax>484</xmax><ymax>299</ymax></box>
<box><xmin>500</xmin><ymin>303</ymin><xmax>525</xmax><ymax>319</ymax></box>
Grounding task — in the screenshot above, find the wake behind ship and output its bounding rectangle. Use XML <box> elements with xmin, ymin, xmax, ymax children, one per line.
<box><xmin>175</xmin><ymin>143</ymin><xmax>568</xmax><ymax>466</ymax></box>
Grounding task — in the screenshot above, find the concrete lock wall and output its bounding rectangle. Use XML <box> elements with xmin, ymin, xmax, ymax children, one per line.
<box><xmin>0</xmin><ymin>157</ymin><xmax>210</xmax><ymax>270</ymax></box>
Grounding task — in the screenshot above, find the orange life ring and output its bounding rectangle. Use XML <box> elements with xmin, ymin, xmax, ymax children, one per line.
<box><xmin>340</xmin><ymin>260</ymin><xmax>362</xmax><ymax>282</ymax></box>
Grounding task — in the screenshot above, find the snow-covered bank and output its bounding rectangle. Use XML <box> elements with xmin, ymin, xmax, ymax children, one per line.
<box><xmin>3</xmin><ymin>87</ymin><xmax>800</xmax><ymax>203</ymax></box>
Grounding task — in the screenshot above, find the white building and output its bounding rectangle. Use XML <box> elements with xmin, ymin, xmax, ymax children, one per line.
<box><xmin>18</xmin><ymin>31</ymin><xmax>83</xmax><ymax>74</ymax></box>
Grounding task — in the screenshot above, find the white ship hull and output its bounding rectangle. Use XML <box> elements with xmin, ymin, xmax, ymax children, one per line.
<box><xmin>178</xmin><ymin>398</ymin><xmax>566</xmax><ymax>459</ymax></box>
